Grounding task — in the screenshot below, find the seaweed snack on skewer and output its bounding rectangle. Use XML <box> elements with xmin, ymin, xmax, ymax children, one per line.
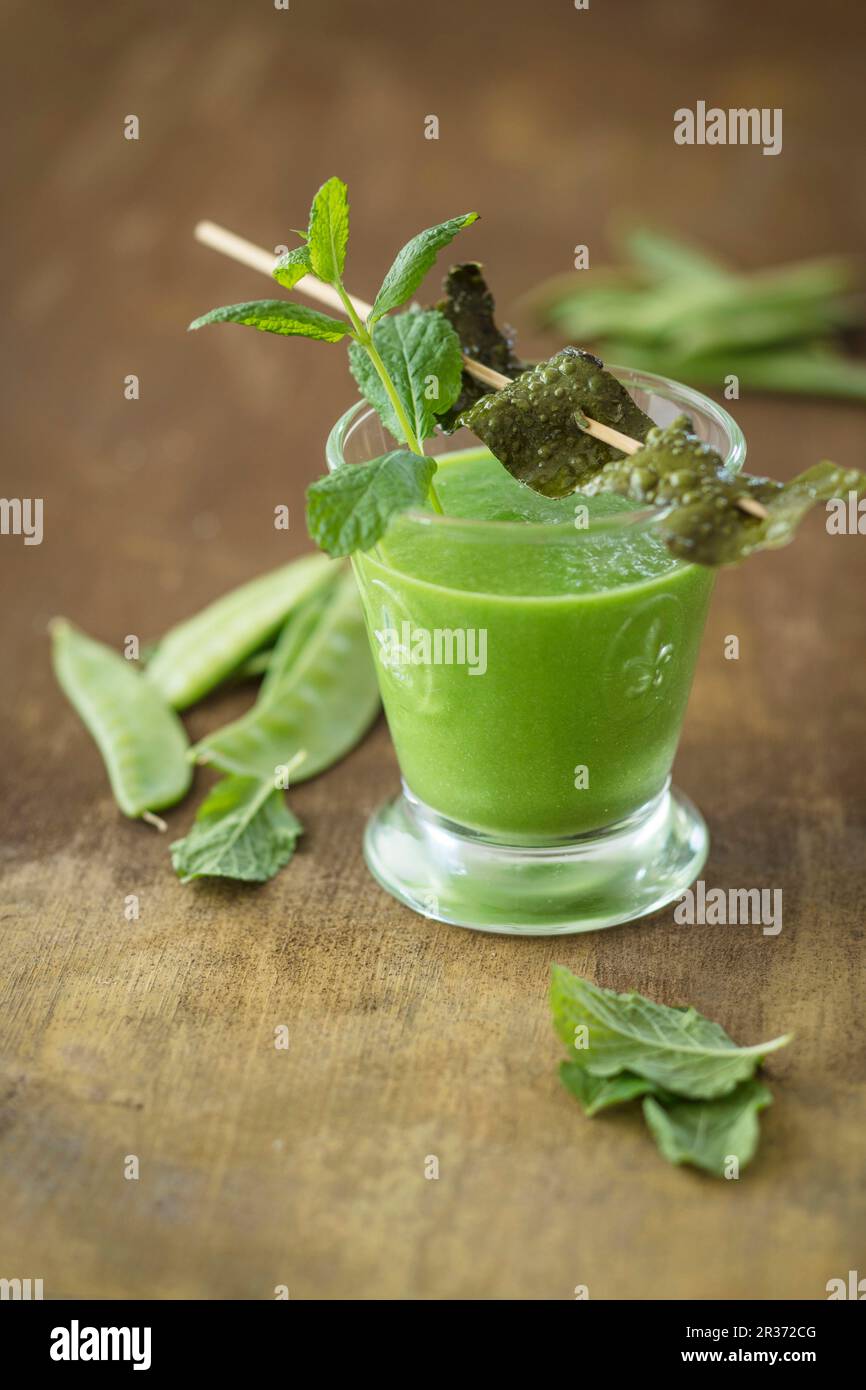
<box><xmin>582</xmin><ymin>414</ymin><xmax>866</xmax><ymax>565</ymax></box>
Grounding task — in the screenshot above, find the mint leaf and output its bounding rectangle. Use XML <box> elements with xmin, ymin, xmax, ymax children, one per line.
<box><xmin>307</xmin><ymin>176</ymin><xmax>349</xmax><ymax>284</ymax></box>
<box><xmin>643</xmin><ymin>1081</ymin><xmax>773</xmax><ymax>1176</ymax></box>
<box><xmin>170</xmin><ymin>775</ymin><xmax>302</xmax><ymax>884</ymax></box>
<box><xmin>188</xmin><ymin>300</ymin><xmax>349</xmax><ymax>341</ymax></box>
<box><xmin>369</xmin><ymin>211</ymin><xmax>478</xmax><ymax>323</ymax></box>
<box><xmin>348</xmin><ymin>309</ymin><xmax>463</xmax><ymax>443</ymax></box>
<box><xmin>550</xmin><ymin>966</ymin><xmax>791</xmax><ymax>1100</ymax></box>
<box><xmin>306</xmin><ymin>449</ymin><xmax>435</xmax><ymax>557</ymax></box>
<box><xmin>273</xmin><ymin>244</ymin><xmax>312</xmax><ymax>290</ymax></box>
<box><xmin>559</xmin><ymin>1061</ymin><xmax>658</xmax><ymax>1117</ymax></box>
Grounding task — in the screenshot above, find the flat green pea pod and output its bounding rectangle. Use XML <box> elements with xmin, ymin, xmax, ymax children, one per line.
<box><xmin>192</xmin><ymin>571</ymin><xmax>380</xmax><ymax>783</ymax></box>
<box><xmin>146</xmin><ymin>553</ymin><xmax>338</xmax><ymax>709</ymax></box>
<box><xmin>51</xmin><ymin>619</ymin><xmax>192</xmax><ymax>824</ymax></box>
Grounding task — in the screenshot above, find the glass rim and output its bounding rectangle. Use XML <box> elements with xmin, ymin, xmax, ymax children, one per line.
<box><xmin>325</xmin><ymin>364</ymin><xmax>747</xmax><ymax>543</ymax></box>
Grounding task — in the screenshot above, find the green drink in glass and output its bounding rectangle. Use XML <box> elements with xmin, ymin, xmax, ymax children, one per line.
<box><xmin>330</xmin><ymin>368</ymin><xmax>745</xmax><ymax>934</ymax></box>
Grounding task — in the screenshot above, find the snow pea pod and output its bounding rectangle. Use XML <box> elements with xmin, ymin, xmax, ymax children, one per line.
<box><xmin>192</xmin><ymin>571</ymin><xmax>380</xmax><ymax>782</ymax></box>
<box><xmin>146</xmin><ymin>553</ymin><xmax>337</xmax><ymax>710</ymax></box>
<box><xmin>231</xmin><ymin>646</ymin><xmax>275</xmax><ymax>681</ymax></box>
<box><xmin>52</xmin><ymin>619</ymin><xmax>192</xmax><ymax>821</ymax></box>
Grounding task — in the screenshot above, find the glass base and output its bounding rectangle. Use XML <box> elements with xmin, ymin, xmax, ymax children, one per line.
<box><xmin>363</xmin><ymin>781</ymin><xmax>708</xmax><ymax>936</ymax></box>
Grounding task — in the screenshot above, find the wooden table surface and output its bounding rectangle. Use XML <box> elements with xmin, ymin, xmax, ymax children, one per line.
<box><xmin>2</xmin><ymin>0</ymin><xmax>864</xmax><ymax>1300</ymax></box>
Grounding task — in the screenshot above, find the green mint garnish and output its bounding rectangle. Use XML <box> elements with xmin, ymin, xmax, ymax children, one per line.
<box><xmin>368</xmin><ymin>212</ymin><xmax>478</xmax><ymax>323</ymax></box>
<box><xmin>347</xmin><ymin>308</ymin><xmax>463</xmax><ymax>445</ymax></box>
<box><xmin>306</xmin><ymin>449</ymin><xmax>436</xmax><ymax>557</ymax></box>
<box><xmin>460</xmin><ymin>346</ymin><xmax>654</xmax><ymax>497</ymax></box>
<box><xmin>435</xmin><ymin>261</ymin><xmax>527</xmax><ymax>429</ymax></box>
<box><xmin>584</xmin><ymin>415</ymin><xmax>866</xmax><ymax>566</ymax></box>
<box><xmin>189</xmin><ymin>176</ymin><xmax>479</xmax><ymax>549</ymax></box>
<box><xmin>552</xmin><ymin>966</ymin><xmax>791</xmax><ymax>1176</ymax></box>
<box><xmin>170</xmin><ymin>774</ymin><xmax>302</xmax><ymax>884</ymax></box>
<box><xmin>188</xmin><ymin>299</ymin><xmax>350</xmax><ymax>342</ymax></box>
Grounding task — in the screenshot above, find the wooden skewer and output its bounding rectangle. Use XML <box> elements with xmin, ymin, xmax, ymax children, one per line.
<box><xmin>733</xmin><ymin>495</ymin><xmax>769</xmax><ymax>518</ymax></box>
<box><xmin>193</xmin><ymin>220</ymin><xmax>767</xmax><ymax>518</ymax></box>
<box><xmin>463</xmin><ymin>357</ymin><xmax>512</xmax><ymax>390</ymax></box>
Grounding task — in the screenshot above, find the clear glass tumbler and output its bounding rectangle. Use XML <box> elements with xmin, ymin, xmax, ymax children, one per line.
<box><xmin>326</xmin><ymin>368</ymin><xmax>746</xmax><ymax>935</ymax></box>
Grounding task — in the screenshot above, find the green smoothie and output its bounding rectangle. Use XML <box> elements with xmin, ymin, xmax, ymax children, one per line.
<box><xmin>354</xmin><ymin>447</ymin><xmax>714</xmax><ymax>840</ymax></box>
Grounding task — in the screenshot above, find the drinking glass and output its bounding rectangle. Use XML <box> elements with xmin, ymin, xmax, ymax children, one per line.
<box><xmin>326</xmin><ymin>369</ymin><xmax>745</xmax><ymax>935</ymax></box>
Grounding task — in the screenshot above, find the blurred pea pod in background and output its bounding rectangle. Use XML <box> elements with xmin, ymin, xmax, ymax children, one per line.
<box><xmin>527</xmin><ymin>227</ymin><xmax>866</xmax><ymax>401</ymax></box>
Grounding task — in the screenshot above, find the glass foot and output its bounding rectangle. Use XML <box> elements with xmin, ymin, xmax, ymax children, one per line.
<box><xmin>363</xmin><ymin>781</ymin><xmax>708</xmax><ymax>936</ymax></box>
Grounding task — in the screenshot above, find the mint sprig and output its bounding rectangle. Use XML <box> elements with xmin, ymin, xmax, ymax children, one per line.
<box><xmin>306</xmin><ymin>450</ymin><xmax>435</xmax><ymax>557</ymax></box>
<box><xmin>188</xmin><ymin>176</ymin><xmax>478</xmax><ymax>552</ymax></box>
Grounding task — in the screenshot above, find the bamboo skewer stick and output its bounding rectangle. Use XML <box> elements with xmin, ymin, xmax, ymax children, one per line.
<box><xmin>193</xmin><ymin>220</ymin><xmax>767</xmax><ymax>519</ymax></box>
<box><xmin>733</xmin><ymin>495</ymin><xmax>769</xmax><ymax>518</ymax></box>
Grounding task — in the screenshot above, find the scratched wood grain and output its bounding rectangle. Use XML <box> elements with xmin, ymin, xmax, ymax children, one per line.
<box><xmin>1</xmin><ymin>0</ymin><xmax>865</xmax><ymax>1300</ymax></box>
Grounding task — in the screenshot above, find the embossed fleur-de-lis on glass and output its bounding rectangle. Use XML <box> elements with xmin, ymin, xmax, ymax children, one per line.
<box><xmin>622</xmin><ymin>617</ymin><xmax>674</xmax><ymax>699</ymax></box>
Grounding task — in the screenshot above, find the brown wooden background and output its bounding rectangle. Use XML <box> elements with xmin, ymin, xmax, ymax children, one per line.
<box><xmin>1</xmin><ymin>0</ymin><xmax>864</xmax><ymax>1300</ymax></box>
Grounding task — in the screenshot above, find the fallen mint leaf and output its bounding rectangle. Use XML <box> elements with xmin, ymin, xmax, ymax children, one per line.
<box><xmin>559</xmin><ymin>1061</ymin><xmax>659</xmax><ymax>1117</ymax></box>
<box><xmin>551</xmin><ymin>965</ymin><xmax>791</xmax><ymax>1100</ymax></box>
<box><xmin>643</xmin><ymin>1080</ymin><xmax>773</xmax><ymax>1177</ymax></box>
<box><xmin>171</xmin><ymin>775</ymin><xmax>302</xmax><ymax>884</ymax></box>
